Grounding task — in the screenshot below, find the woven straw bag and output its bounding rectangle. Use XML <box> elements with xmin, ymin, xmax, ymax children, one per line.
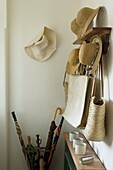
<box><xmin>85</xmin><ymin>57</ymin><xmax>105</xmax><ymax>141</ymax></box>
<box><xmin>85</xmin><ymin>96</ymin><xmax>105</xmax><ymax>141</ymax></box>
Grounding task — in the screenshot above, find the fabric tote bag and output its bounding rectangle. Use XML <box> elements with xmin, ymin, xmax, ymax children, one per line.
<box><xmin>63</xmin><ymin>75</ymin><xmax>89</xmax><ymax>127</ymax></box>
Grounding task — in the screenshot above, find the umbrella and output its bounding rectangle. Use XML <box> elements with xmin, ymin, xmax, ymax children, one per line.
<box><xmin>26</xmin><ymin>136</ymin><xmax>35</xmax><ymax>170</ymax></box>
<box><xmin>44</xmin><ymin>107</ymin><xmax>62</xmax><ymax>163</ymax></box>
<box><xmin>46</xmin><ymin>113</ymin><xmax>64</xmax><ymax>169</ymax></box>
<box><xmin>11</xmin><ymin>111</ymin><xmax>31</xmax><ymax>170</ymax></box>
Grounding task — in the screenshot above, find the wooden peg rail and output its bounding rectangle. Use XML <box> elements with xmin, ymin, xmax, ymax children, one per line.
<box><xmin>73</xmin><ymin>27</ymin><xmax>112</xmax><ymax>55</ymax></box>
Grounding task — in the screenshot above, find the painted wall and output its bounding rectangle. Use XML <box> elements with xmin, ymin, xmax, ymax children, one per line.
<box><xmin>80</xmin><ymin>1</ymin><xmax>113</xmax><ymax>170</ymax></box>
<box><xmin>0</xmin><ymin>0</ymin><xmax>8</xmax><ymax>170</ymax></box>
<box><xmin>7</xmin><ymin>0</ymin><xmax>80</xmax><ymax>170</ymax></box>
<box><xmin>1</xmin><ymin>0</ymin><xmax>113</xmax><ymax>170</ymax></box>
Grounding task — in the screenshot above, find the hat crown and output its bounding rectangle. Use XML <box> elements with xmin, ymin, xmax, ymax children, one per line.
<box><xmin>70</xmin><ymin>6</ymin><xmax>101</xmax><ymax>38</ymax></box>
<box><xmin>66</xmin><ymin>48</ymin><xmax>80</xmax><ymax>75</ymax></box>
<box><xmin>34</xmin><ymin>35</ymin><xmax>48</xmax><ymax>51</ymax></box>
<box><xmin>68</xmin><ymin>48</ymin><xmax>79</xmax><ymax>65</ymax></box>
<box><xmin>24</xmin><ymin>26</ymin><xmax>56</xmax><ymax>61</ymax></box>
<box><xmin>77</xmin><ymin>7</ymin><xmax>94</xmax><ymax>28</ymax></box>
<box><xmin>79</xmin><ymin>43</ymin><xmax>96</xmax><ymax>65</ymax></box>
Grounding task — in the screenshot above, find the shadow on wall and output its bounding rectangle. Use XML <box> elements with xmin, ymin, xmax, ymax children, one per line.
<box><xmin>104</xmin><ymin>100</ymin><xmax>113</xmax><ymax>146</ymax></box>
<box><xmin>104</xmin><ymin>52</ymin><xmax>113</xmax><ymax>146</ymax></box>
<box><xmin>102</xmin><ymin>32</ymin><xmax>113</xmax><ymax>147</ymax></box>
<box><xmin>96</xmin><ymin>6</ymin><xmax>108</xmax><ymax>26</ymax></box>
<box><xmin>96</xmin><ymin>6</ymin><xmax>113</xmax><ymax>147</ymax></box>
<box><xmin>103</xmin><ymin>21</ymin><xmax>113</xmax><ymax>147</ymax></box>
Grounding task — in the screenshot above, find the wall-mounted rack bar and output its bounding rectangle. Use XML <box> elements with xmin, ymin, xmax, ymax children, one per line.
<box><xmin>73</xmin><ymin>27</ymin><xmax>112</xmax><ymax>54</ymax></box>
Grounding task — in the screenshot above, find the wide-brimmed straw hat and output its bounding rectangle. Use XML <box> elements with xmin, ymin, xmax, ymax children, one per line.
<box><xmin>66</xmin><ymin>40</ymin><xmax>100</xmax><ymax>75</ymax></box>
<box><xmin>24</xmin><ymin>26</ymin><xmax>56</xmax><ymax>61</ymax></box>
<box><xmin>79</xmin><ymin>42</ymin><xmax>96</xmax><ymax>66</ymax></box>
<box><xmin>66</xmin><ymin>48</ymin><xmax>80</xmax><ymax>75</ymax></box>
<box><xmin>71</xmin><ymin>6</ymin><xmax>101</xmax><ymax>37</ymax></box>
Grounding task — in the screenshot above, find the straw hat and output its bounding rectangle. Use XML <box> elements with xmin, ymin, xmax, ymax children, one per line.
<box><xmin>24</xmin><ymin>26</ymin><xmax>56</xmax><ymax>61</ymax></box>
<box><xmin>79</xmin><ymin>42</ymin><xmax>96</xmax><ymax>65</ymax></box>
<box><xmin>66</xmin><ymin>48</ymin><xmax>80</xmax><ymax>75</ymax></box>
<box><xmin>71</xmin><ymin>6</ymin><xmax>101</xmax><ymax>37</ymax></box>
<box><xmin>66</xmin><ymin>42</ymin><xmax>96</xmax><ymax>75</ymax></box>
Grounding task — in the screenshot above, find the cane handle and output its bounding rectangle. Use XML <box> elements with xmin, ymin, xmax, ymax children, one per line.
<box><xmin>54</xmin><ymin>107</ymin><xmax>62</xmax><ymax>121</ymax></box>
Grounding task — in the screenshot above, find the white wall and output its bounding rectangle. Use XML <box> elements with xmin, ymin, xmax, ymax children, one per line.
<box><xmin>80</xmin><ymin>1</ymin><xmax>113</xmax><ymax>170</ymax></box>
<box><xmin>0</xmin><ymin>0</ymin><xmax>8</xmax><ymax>170</ymax></box>
<box><xmin>1</xmin><ymin>0</ymin><xmax>113</xmax><ymax>170</ymax></box>
<box><xmin>7</xmin><ymin>0</ymin><xmax>80</xmax><ymax>170</ymax></box>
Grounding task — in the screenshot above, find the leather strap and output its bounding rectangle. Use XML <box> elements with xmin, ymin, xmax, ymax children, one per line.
<box><xmin>100</xmin><ymin>57</ymin><xmax>104</xmax><ymax>97</ymax></box>
<box><xmin>89</xmin><ymin>35</ymin><xmax>102</xmax><ymax>75</ymax></box>
<box><xmin>91</xmin><ymin>58</ymin><xmax>104</xmax><ymax>98</ymax></box>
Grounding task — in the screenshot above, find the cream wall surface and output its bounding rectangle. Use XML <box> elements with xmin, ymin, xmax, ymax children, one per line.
<box><xmin>0</xmin><ymin>0</ymin><xmax>8</xmax><ymax>170</ymax></box>
<box><xmin>7</xmin><ymin>0</ymin><xmax>80</xmax><ymax>170</ymax></box>
<box><xmin>80</xmin><ymin>1</ymin><xmax>113</xmax><ymax>170</ymax></box>
<box><xmin>1</xmin><ymin>0</ymin><xmax>113</xmax><ymax>170</ymax></box>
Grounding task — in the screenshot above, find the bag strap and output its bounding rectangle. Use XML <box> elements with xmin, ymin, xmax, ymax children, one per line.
<box><xmin>91</xmin><ymin>57</ymin><xmax>104</xmax><ymax>98</ymax></box>
<box><xmin>100</xmin><ymin>57</ymin><xmax>104</xmax><ymax>97</ymax></box>
<box><xmin>63</xmin><ymin>71</ymin><xmax>66</xmax><ymax>86</ymax></box>
<box><xmin>91</xmin><ymin>70</ymin><xmax>97</xmax><ymax>97</ymax></box>
<box><xmin>89</xmin><ymin>35</ymin><xmax>102</xmax><ymax>75</ymax></box>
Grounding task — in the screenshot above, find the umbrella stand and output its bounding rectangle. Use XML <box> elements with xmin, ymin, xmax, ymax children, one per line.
<box><xmin>44</xmin><ymin>107</ymin><xmax>62</xmax><ymax>163</ymax></box>
<box><xmin>11</xmin><ymin>111</ymin><xmax>31</xmax><ymax>170</ymax></box>
<box><xmin>45</xmin><ymin>109</ymin><xmax>64</xmax><ymax>170</ymax></box>
<box><xmin>30</xmin><ymin>134</ymin><xmax>42</xmax><ymax>170</ymax></box>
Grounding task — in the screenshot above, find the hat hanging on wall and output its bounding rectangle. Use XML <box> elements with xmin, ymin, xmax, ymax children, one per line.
<box><xmin>71</xmin><ymin>6</ymin><xmax>101</xmax><ymax>38</ymax></box>
<box><xmin>24</xmin><ymin>26</ymin><xmax>56</xmax><ymax>62</ymax></box>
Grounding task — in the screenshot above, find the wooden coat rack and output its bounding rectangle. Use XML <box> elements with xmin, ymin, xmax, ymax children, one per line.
<box><xmin>73</xmin><ymin>27</ymin><xmax>112</xmax><ymax>55</ymax></box>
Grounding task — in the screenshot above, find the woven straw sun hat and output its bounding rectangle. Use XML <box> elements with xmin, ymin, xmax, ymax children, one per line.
<box><xmin>24</xmin><ymin>26</ymin><xmax>56</xmax><ymax>61</ymax></box>
<box><xmin>66</xmin><ymin>48</ymin><xmax>80</xmax><ymax>75</ymax></box>
<box><xmin>71</xmin><ymin>6</ymin><xmax>101</xmax><ymax>37</ymax></box>
<box><xmin>79</xmin><ymin>42</ymin><xmax>96</xmax><ymax>66</ymax></box>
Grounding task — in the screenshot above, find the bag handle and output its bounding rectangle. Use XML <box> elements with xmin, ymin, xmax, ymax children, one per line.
<box><xmin>91</xmin><ymin>57</ymin><xmax>104</xmax><ymax>98</ymax></box>
<box><xmin>89</xmin><ymin>35</ymin><xmax>102</xmax><ymax>75</ymax></box>
<box><xmin>100</xmin><ymin>57</ymin><xmax>104</xmax><ymax>97</ymax></box>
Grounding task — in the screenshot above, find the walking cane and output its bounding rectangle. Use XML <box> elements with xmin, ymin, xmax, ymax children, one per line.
<box><xmin>11</xmin><ymin>111</ymin><xmax>31</xmax><ymax>170</ymax></box>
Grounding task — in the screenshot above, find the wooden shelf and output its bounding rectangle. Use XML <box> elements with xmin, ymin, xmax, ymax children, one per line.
<box><xmin>64</xmin><ymin>132</ymin><xmax>106</xmax><ymax>170</ymax></box>
<box><xmin>73</xmin><ymin>27</ymin><xmax>112</xmax><ymax>45</ymax></box>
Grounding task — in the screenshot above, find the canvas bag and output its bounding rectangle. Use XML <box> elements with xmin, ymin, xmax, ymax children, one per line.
<box><xmin>85</xmin><ymin>59</ymin><xmax>105</xmax><ymax>141</ymax></box>
<box><xmin>63</xmin><ymin>74</ymin><xmax>89</xmax><ymax>127</ymax></box>
<box><xmin>77</xmin><ymin>76</ymin><xmax>94</xmax><ymax>128</ymax></box>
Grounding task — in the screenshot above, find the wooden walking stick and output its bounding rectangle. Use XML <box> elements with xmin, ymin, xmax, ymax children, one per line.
<box><xmin>11</xmin><ymin>111</ymin><xmax>31</xmax><ymax>170</ymax></box>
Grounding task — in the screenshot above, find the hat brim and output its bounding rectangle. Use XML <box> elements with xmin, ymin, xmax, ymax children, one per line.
<box><xmin>71</xmin><ymin>19</ymin><xmax>83</xmax><ymax>38</ymax></box>
<box><xmin>66</xmin><ymin>61</ymin><xmax>80</xmax><ymax>75</ymax></box>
